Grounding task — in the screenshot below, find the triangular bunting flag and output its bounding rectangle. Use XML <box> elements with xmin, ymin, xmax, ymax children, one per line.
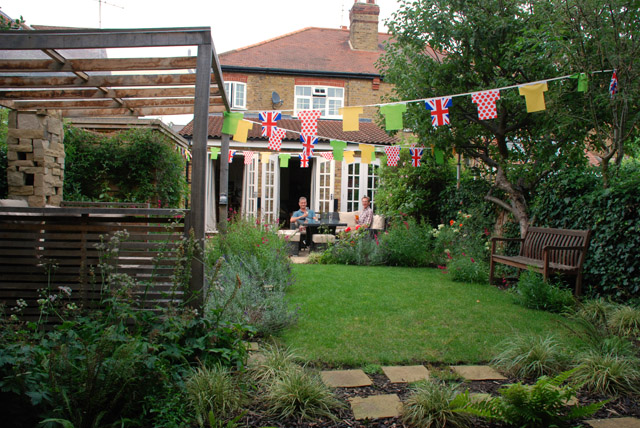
<box><xmin>425</xmin><ymin>97</ymin><xmax>453</xmax><ymax>127</ymax></box>
<box><xmin>339</xmin><ymin>106</ymin><xmax>364</xmax><ymax>131</ymax></box>
<box><xmin>518</xmin><ymin>82</ymin><xmax>548</xmax><ymax>112</ymax></box>
<box><xmin>330</xmin><ymin>140</ymin><xmax>347</xmax><ymax>161</ymax></box>
<box><xmin>259</xmin><ymin>111</ymin><xmax>282</xmax><ymax>137</ymax></box>
<box><xmin>383</xmin><ymin>146</ymin><xmax>401</xmax><ymax>166</ymax></box>
<box><xmin>379</xmin><ymin>104</ymin><xmax>407</xmax><ymax>131</ymax></box>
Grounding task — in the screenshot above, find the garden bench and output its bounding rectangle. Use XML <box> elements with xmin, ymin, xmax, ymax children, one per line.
<box><xmin>489</xmin><ymin>227</ymin><xmax>591</xmax><ymax>296</ymax></box>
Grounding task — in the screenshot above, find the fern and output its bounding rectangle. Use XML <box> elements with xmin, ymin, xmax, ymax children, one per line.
<box><xmin>455</xmin><ymin>369</ymin><xmax>607</xmax><ymax>428</ymax></box>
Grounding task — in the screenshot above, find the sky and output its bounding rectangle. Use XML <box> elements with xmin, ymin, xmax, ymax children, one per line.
<box><xmin>1</xmin><ymin>0</ymin><xmax>403</xmax><ymax>54</ymax></box>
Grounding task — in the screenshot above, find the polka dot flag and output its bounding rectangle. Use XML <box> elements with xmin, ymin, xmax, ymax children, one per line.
<box><xmin>267</xmin><ymin>127</ymin><xmax>287</xmax><ymax>151</ymax></box>
<box><xmin>384</xmin><ymin>146</ymin><xmax>401</xmax><ymax>166</ymax></box>
<box><xmin>298</xmin><ymin>109</ymin><xmax>321</xmax><ymax>137</ymax></box>
<box><xmin>471</xmin><ymin>90</ymin><xmax>500</xmax><ymax>120</ymax></box>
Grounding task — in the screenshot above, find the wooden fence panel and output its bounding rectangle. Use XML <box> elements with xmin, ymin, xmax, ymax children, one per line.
<box><xmin>0</xmin><ymin>207</ymin><xmax>189</xmax><ymax>323</ymax></box>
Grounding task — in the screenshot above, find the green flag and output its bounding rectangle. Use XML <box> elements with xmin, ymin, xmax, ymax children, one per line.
<box><xmin>209</xmin><ymin>147</ymin><xmax>220</xmax><ymax>160</ymax></box>
<box><xmin>279</xmin><ymin>153</ymin><xmax>291</xmax><ymax>168</ymax></box>
<box><xmin>330</xmin><ymin>140</ymin><xmax>347</xmax><ymax>161</ymax></box>
<box><xmin>222</xmin><ymin>111</ymin><xmax>243</xmax><ymax>135</ymax></box>
<box><xmin>379</xmin><ymin>104</ymin><xmax>407</xmax><ymax>131</ymax></box>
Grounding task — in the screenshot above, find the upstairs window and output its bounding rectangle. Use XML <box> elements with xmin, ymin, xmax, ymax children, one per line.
<box><xmin>295</xmin><ymin>86</ymin><xmax>344</xmax><ymax>119</ymax></box>
<box><xmin>224</xmin><ymin>81</ymin><xmax>247</xmax><ymax>110</ymax></box>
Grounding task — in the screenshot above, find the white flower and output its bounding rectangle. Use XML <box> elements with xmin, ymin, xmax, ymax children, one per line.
<box><xmin>58</xmin><ymin>286</ymin><xmax>72</xmax><ymax>296</ymax></box>
<box><xmin>16</xmin><ymin>298</ymin><xmax>27</xmax><ymax>308</ymax></box>
<box><xmin>438</xmin><ymin>224</ymin><xmax>445</xmax><ymax>229</ymax></box>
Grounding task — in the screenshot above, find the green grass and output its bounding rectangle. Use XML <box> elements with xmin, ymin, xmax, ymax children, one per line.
<box><xmin>279</xmin><ymin>265</ymin><xmax>578</xmax><ymax>366</ymax></box>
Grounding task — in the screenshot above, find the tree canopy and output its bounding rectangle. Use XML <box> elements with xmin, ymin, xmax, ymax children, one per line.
<box><xmin>378</xmin><ymin>0</ymin><xmax>626</xmax><ymax>234</ymax></box>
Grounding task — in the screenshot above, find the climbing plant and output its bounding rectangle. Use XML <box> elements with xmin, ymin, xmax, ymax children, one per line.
<box><xmin>63</xmin><ymin>126</ymin><xmax>188</xmax><ymax>207</ymax></box>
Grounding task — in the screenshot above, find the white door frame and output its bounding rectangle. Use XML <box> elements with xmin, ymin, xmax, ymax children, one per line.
<box><xmin>340</xmin><ymin>158</ymin><xmax>380</xmax><ymax>212</ymax></box>
<box><xmin>260</xmin><ymin>153</ymin><xmax>280</xmax><ymax>224</ymax></box>
<box><xmin>312</xmin><ymin>157</ymin><xmax>335</xmax><ymax>214</ymax></box>
<box><xmin>241</xmin><ymin>155</ymin><xmax>259</xmax><ymax>219</ymax></box>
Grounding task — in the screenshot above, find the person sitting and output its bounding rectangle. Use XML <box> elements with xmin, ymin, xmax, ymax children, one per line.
<box><xmin>357</xmin><ymin>195</ymin><xmax>373</xmax><ymax>228</ymax></box>
<box><xmin>290</xmin><ymin>196</ymin><xmax>318</xmax><ymax>248</ymax></box>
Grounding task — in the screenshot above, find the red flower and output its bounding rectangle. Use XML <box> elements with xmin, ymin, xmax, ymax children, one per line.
<box><xmin>403</xmin><ymin>221</ymin><xmax>409</xmax><ymax>230</ymax></box>
<box><xmin>471</xmin><ymin>257</ymin><xmax>475</xmax><ymax>263</ymax></box>
<box><xmin>450</xmin><ymin>220</ymin><xmax>455</xmax><ymax>226</ymax></box>
<box><xmin>446</xmin><ymin>252</ymin><xmax>453</xmax><ymax>260</ymax></box>
<box><xmin>345</xmin><ymin>226</ymin><xmax>352</xmax><ymax>232</ymax></box>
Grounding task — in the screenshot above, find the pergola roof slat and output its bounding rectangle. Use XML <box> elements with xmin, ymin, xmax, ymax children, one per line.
<box><xmin>13</xmin><ymin>97</ymin><xmax>223</xmax><ymax>110</ymax></box>
<box><xmin>0</xmin><ymin>57</ymin><xmax>198</xmax><ymax>72</ymax></box>
<box><xmin>0</xmin><ymin>73</ymin><xmax>216</xmax><ymax>88</ymax></box>
<box><xmin>0</xmin><ymin>87</ymin><xmax>220</xmax><ymax>99</ymax></box>
<box><xmin>61</xmin><ymin>105</ymin><xmax>225</xmax><ymax>117</ymax></box>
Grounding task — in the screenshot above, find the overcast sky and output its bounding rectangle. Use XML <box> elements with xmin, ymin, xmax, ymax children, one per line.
<box><xmin>1</xmin><ymin>0</ymin><xmax>402</xmax><ymax>54</ymax></box>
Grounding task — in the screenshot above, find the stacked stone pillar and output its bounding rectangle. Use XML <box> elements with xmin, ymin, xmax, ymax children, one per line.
<box><xmin>6</xmin><ymin>110</ymin><xmax>65</xmax><ymax>207</ymax></box>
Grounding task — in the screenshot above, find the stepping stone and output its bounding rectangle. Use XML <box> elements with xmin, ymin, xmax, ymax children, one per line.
<box><xmin>450</xmin><ymin>365</ymin><xmax>507</xmax><ymax>381</ymax></box>
<box><xmin>586</xmin><ymin>418</ymin><xmax>640</xmax><ymax>428</ymax></box>
<box><xmin>243</xmin><ymin>341</ymin><xmax>259</xmax><ymax>352</ymax></box>
<box><xmin>247</xmin><ymin>352</ymin><xmax>266</xmax><ymax>366</ymax></box>
<box><xmin>382</xmin><ymin>365</ymin><xmax>429</xmax><ymax>383</ymax></box>
<box><xmin>349</xmin><ymin>394</ymin><xmax>402</xmax><ymax>420</ymax></box>
<box><xmin>320</xmin><ymin>369</ymin><xmax>372</xmax><ymax>388</ymax></box>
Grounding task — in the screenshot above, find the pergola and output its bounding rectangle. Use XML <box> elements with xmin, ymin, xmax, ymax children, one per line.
<box><xmin>0</xmin><ymin>27</ymin><xmax>231</xmax><ymax>306</ymax></box>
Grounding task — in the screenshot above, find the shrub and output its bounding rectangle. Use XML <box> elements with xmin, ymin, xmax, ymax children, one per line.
<box><xmin>379</xmin><ymin>217</ymin><xmax>434</xmax><ymax>267</ymax></box>
<box><xmin>63</xmin><ymin>126</ymin><xmax>188</xmax><ymax>207</ymax></box>
<box><xmin>530</xmin><ymin>162</ymin><xmax>640</xmax><ymax>299</ymax></box>
<box><xmin>447</xmin><ymin>254</ymin><xmax>489</xmax><ymax>284</ymax></box>
<box><xmin>513</xmin><ymin>269</ymin><xmax>575</xmax><ymax>313</ymax></box>
<box><xmin>571</xmin><ymin>352</ymin><xmax>640</xmax><ymax>397</ymax></box>
<box><xmin>247</xmin><ymin>343</ymin><xmax>300</xmax><ymax>385</ymax></box>
<box><xmin>318</xmin><ymin>227</ymin><xmax>385</xmax><ymax>266</ymax></box>
<box><xmin>262</xmin><ymin>366</ymin><xmax>344</xmax><ymax>422</ymax></box>
<box><xmin>607</xmin><ymin>305</ymin><xmax>640</xmax><ymax>337</ymax></box>
<box><xmin>185</xmin><ymin>364</ymin><xmax>245</xmax><ymax>427</ymax></box>
<box><xmin>459</xmin><ymin>369</ymin><xmax>605</xmax><ymax>428</ymax></box>
<box><xmin>401</xmin><ymin>381</ymin><xmax>471</xmax><ymax>428</ymax></box>
<box><xmin>492</xmin><ymin>334</ymin><xmax>570</xmax><ymax>379</ymax></box>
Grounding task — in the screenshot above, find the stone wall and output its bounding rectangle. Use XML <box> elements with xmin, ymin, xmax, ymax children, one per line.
<box><xmin>6</xmin><ymin>110</ymin><xmax>65</xmax><ymax>207</ymax></box>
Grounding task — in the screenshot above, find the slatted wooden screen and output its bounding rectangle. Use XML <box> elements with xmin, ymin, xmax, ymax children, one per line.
<box><xmin>0</xmin><ymin>207</ymin><xmax>189</xmax><ymax>323</ymax></box>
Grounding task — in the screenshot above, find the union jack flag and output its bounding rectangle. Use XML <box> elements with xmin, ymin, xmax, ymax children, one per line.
<box><xmin>425</xmin><ymin>97</ymin><xmax>453</xmax><ymax>127</ymax></box>
<box><xmin>259</xmin><ymin>111</ymin><xmax>282</xmax><ymax>137</ymax></box>
<box><xmin>300</xmin><ymin>134</ymin><xmax>317</xmax><ymax>157</ymax></box>
<box><xmin>409</xmin><ymin>147</ymin><xmax>423</xmax><ymax>167</ymax></box>
<box><xmin>299</xmin><ymin>153</ymin><xmax>309</xmax><ymax>168</ymax></box>
<box><xmin>228</xmin><ymin>150</ymin><xmax>236</xmax><ymax>163</ymax></box>
<box><xmin>609</xmin><ymin>69</ymin><xmax>618</xmax><ymax>97</ymax></box>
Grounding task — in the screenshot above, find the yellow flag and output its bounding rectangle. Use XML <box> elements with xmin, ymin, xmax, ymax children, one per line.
<box><xmin>339</xmin><ymin>106</ymin><xmax>364</xmax><ymax>132</ymax></box>
<box><xmin>343</xmin><ymin>150</ymin><xmax>356</xmax><ymax>164</ymax></box>
<box><xmin>233</xmin><ymin>120</ymin><xmax>254</xmax><ymax>143</ymax></box>
<box><xmin>260</xmin><ymin>152</ymin><xmax>271</xmax><ymax>164</ymax></box>
<box><xmin>518</xmin><ymin>83</ymin><xmax>548</xmax><ymax>113</ymax></box>
<box><xmin>359</xmin><ymin>144</ymin><xmax>375</xmax><ymax>164</ymax></box>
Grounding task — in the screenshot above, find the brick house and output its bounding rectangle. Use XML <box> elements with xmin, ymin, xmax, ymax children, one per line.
<box><xmin>180</xmin><ymin>0</ymin><xmax>399</xmax><ymax>229</ymax></box>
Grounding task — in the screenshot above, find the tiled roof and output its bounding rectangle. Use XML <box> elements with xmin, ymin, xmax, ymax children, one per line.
<box><xmin>180</xmin><ymin>116</ymin><xmax>397</xmax><ymax>145</ymax></box>
<box><xmin>219</xmin><ymin>27</ymin><xmax>392</xmax><ymax>75</ymax></box>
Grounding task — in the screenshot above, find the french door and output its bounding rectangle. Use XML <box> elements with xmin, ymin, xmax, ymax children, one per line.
<box><xmin>261</xmin><ymin>154</ymin><xmax>280</xmax><ymax>224</ymax></box>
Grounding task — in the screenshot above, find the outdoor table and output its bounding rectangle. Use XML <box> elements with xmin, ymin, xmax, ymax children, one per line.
<box><xmin>300</xmin><ymin>220</ymin><xmax>347</xmax><ymax>235</ymax></box>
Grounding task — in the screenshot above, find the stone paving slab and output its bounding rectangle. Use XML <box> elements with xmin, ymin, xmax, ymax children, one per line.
<box><xmin>349</xmin><ymin>394</ymin><xmax>402</xmax><ymax>420</ymax></box>
<box><xmin>586</xmin><ymin>418</ymin><xmax>640</xmax><ymax>428</ymax></box>
<box><xmin>320</xmin><ymin>369</ymin><xmax>372</xmax><ymax>388</ymax></box>
<box><xmin>450</xmin><ymin>365</ymin><xmax>507</xmax><ymax>380</ymax></box>
<box><xmin>382</xmin><ymin>365</ymin><xmax>429</xmax><ymax>383</ymax></box>
<box><xmin>243</xmin><ymin>341</ymin><xmax>259</xmax><ymax>352</ymax></box>
<box><xmin>247</xmin><ymin>352</ymin><xmax>266</xmax><ymax>366</ymax></box>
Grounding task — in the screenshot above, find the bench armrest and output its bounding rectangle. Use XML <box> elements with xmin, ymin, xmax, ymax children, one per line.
<box><xmin>490</xmin><ymin>237</ymin><xmax>523</xmax><ymax>255</ymax></box>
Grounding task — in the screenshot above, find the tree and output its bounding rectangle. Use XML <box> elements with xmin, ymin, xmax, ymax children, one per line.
<box><xmin>548</xmin><ymin>0</ymin><xmax>640</xmax><ymax>185</ymax></box>
<box><xmin>378</xmin><ymin>0</ymin><xmax>589</xmax><ymax>236</ymax></box>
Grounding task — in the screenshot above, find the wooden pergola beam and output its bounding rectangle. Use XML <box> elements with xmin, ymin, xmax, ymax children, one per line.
<box><xmin>0</xmin><ymin>56</ymin><xmax>198</xmax><ymax>72</ymax></box>
<box><xmin>61</xmin><ymin>104</ymin><xmax>225</xmax><ymax>117</ymax></box>
<box><xmin>0</xmin><ymin>73</ymin><xmax>217</xmax><ymax>88</ymax></box>
<box><xmin>0</xmin><ymin>87</ymin><xmax>221</xmax><ymax>99</ymax></box>
<box><xmin>13</xmin><ymin>97</ymin><xmax>223</xmax><ymax>110</ymax></box>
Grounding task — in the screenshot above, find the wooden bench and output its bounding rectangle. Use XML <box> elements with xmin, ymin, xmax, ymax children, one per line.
<box><xmin>489</xmin><ymin>227</ymin><xmax>591</xmax><ymax>295</ymax></box>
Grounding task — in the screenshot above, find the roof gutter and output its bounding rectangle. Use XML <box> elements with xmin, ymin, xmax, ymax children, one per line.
<box><xmin>221</xmin><ymin>65</ymin><xmax>382</xmax><ymax>80</ymax></box>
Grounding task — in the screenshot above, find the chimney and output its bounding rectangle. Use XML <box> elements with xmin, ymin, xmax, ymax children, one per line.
<box><xmin>349</xmin><ymin>0</ymin><xmax>380</xmax><ymax>51</ymax></box>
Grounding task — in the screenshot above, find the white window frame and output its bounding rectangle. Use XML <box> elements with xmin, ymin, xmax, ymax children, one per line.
<box><xmin>241</xmin><ymin>155</ymin><xmax>259</xmax><ymax>219</ymax></box>
<box><xmin>294</xmin><ymin>85</ymin><xmax>344</xmax><ymax>119</ymax></box>
<box><xmin>312</xmin><ymin>157</ymin><xmax>335</xmax><ymax>214</ymax></box>
<box><xmin>260</xmin><ymin>154</ymin><xmax>280</xmax><ymax>225</ymax></box>
<box><xmin>340</xmin><ymin>158</ymin><xmax>380</xmax><ymax>212</ymax></box>
<box><xmin>224</xmin><ymin>81</ymin><xmax>247</xmax><ymax>110</ymax></box>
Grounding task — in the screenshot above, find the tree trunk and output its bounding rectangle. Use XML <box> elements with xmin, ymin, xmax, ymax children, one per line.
<box><xmin>493</xmin><ymin>166</ymin><xmax>530</xmax><ymax>238</ymax></box>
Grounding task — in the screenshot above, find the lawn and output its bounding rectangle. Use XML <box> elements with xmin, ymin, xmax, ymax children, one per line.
<box><xmin>279</xmin><ymin>264</ymin><xmax>578</xmax><ymax>367</ymax></box>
